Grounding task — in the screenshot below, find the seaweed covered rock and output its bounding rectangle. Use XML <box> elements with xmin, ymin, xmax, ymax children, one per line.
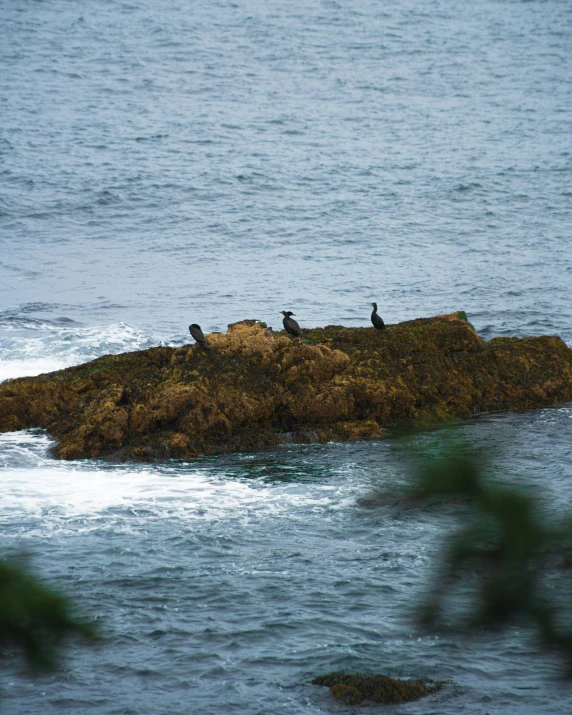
<box><xmin>0</xmin><ymin>314</ymin><xmax>571</xmax><ymax>461</ymax></box>
<box><xmin>312</xmin><ymin>671</ymin><xmax>444</xmax><ymax>706</ymax></box>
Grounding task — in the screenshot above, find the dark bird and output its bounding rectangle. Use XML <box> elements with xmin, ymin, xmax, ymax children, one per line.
<box><xmin>189</xmin><ymin>323</ymin><xmax>211</xmax><ymax>349</ymax></box>
<box><xmin>370</xmin><ymin>303</ymin><xmax>385</xmax><ymax>330</ymax></box>
<box><xmin>280</xmin><ymin>311</ymin><xmax>302</xmax><ymax>337</ymax></box>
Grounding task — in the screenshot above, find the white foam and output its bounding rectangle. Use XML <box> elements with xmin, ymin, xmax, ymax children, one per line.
<box><xmin>0</xmin><ymin>321</ymin><xmax>160</xmax><ymax>382</ymax></box>
<box><xmin>0</xmin><ymin>358</ymin><xmax>72</xmax><ymax>382</ymax></box>
<box><xmin>0</xmin><ymin>432</ymin><xmax>350</xmax><ymax>537</ymax></box>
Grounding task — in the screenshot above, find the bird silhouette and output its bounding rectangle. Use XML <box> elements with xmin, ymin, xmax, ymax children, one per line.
<box><xmin>189</xmin><ymin>323</ymin><xmax>211</xmax><ymax>349</ymax></box>
<box><xmin>280</xmin><ymin>311</ymin><xmax>302</xmax><ymax>337</ymax></box>
<box><xmin>370</xmin><ymin>303</ymin><xmax>385</xmax><ymax>330</ymax></box>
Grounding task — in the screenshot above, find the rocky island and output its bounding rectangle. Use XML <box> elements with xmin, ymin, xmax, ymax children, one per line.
<box><xmin>1</xmin><ymin>313</ymin><xmax>571</xmax><ymax>461</ymax></box>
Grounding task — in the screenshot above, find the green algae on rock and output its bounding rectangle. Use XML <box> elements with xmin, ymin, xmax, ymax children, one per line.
<box><xmin>311</xmin><ymin>671</ymin><xmax>444</xmax><ymax>706</ymax></box>
<box><xmin>0</xmin><ymin>314</ymin><xmax>571</xmax><ymax>461</ymax></box>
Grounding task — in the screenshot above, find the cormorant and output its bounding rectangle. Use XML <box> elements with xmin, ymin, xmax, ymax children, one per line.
<box><xmin>370</xmin><ymin>303</ymin><xmax>385</xmax><ymax>330</ymax></box>
<box><xmin>189</xmin><ymin>323</ymin><xmax>211</xmax><ymax>349</ymax></box>
<box><xmin>280</xmin><ymin>311</ymin><xmax>302</xmax><ymax>337</ymax></box>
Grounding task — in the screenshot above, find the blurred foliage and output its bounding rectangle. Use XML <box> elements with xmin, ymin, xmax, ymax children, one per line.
<box><xmin>0</xmin><ymin>558</ymin><xmax>98</xmax><ymax>672</ymax></box>
<box><xmin>406</xmin><ymin>435</ymin><xmax>572</xmax><ymax>673</ymax></box>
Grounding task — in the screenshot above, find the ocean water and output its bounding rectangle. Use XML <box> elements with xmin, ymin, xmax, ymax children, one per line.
<box><xmin>1</xmin><ymin>0</ymin><xmax>572</xmax><ymax>712</ymax></box>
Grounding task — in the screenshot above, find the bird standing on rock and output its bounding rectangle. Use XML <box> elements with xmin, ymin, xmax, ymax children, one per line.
<box><xmin>280</xmin><ymin>311</ymin><xmax>302</xmax><ymax>337</ymax></box>
<box><xmin>370</xmin><ymin>303</ymin><xmax>385</xmax><ymax>330</ymax></box>
<box><xmin>189</xmin><ymin>324</ymin><xmax>211</xmax><ymax>350</ymax></box>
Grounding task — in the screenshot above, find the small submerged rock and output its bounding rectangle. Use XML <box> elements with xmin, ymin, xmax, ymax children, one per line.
<box><xmin>312</xmin><ymin>671</ymin><xmax>444</xmax><ymax>706</ymax></box>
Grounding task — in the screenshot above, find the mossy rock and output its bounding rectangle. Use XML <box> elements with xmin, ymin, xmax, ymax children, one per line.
<box><xmin>1</xmin><ymin>314</ymin><xmax>571</xmax><ymax>461</ymax></box>
<box><xmin>312</xmin><ymin>671</ymin><xmax>444</xmax><ymax>706</ymax></box>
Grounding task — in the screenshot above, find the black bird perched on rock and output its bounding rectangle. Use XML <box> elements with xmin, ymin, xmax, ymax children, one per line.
<box><xmin>370</xmin><ymin>303</ymin><xmax>385</xmax><ymax>330</ymax></box>
<box><xmin>189</xmin><ymin>323</ymin><xmax>211</xmax><ymax>349</ymax></box>
<box><xmin>280</xmin><ymin>311</ymin><xmax>302</xmax><ymax>337</ymax></box>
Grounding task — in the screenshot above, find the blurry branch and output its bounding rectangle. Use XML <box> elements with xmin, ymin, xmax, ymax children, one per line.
<box><xmin>0</xmin><ymin>558</ymin><xmax>98</xmax><ymax>672</ymax></box>
<box><xmin>409</xmin><ymin>437</ymin><xmax>572</xmax><ymax>674</ymax></box>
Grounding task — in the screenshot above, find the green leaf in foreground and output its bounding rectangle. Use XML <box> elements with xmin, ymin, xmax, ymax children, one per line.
<box><xmin>410</xmin><ymin>436</ymin><xmax>572</xmax><ymax>675</ymax></box>
<box><xmin>0</xmin><ymin>559</ymin><xmax>98</xmax><ymax>672</ymax></box>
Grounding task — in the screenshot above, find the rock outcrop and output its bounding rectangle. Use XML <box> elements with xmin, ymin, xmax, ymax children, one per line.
<box><xmin>1</xmin><ymin>313</ymin><xmax>571</xmax><ymax>461</ymax></box>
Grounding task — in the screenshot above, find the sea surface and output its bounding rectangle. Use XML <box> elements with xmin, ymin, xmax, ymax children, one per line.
<box><xmin>1</xmin><ymin>0</ymin><xmax>571</xmax><ymax>712</ymax></box>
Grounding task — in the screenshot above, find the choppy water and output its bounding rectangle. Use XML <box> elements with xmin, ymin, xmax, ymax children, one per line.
<box><xmin>1</xmin><ymin>0</ymin><xmax>572</xmax><ymax>712</ymax></box>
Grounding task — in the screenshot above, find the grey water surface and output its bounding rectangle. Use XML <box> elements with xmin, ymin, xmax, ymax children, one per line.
<box><xmin>1</xmin><ymin>0</ymin><xmax>572</xmax><ymax>712</ymax></box>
